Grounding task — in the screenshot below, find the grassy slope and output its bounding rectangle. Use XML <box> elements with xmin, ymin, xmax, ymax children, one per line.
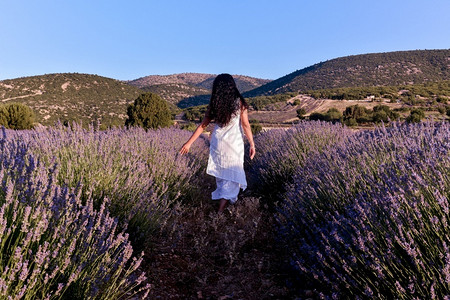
<box><xmin>245</xmin><ymin>49</ymin><xmax>450</xmax><ymax>96</ymax></box>
<box><xmin>0</xmin><ymin>73</ymin><xmax>143</xmax><ymax>127</ymax></box>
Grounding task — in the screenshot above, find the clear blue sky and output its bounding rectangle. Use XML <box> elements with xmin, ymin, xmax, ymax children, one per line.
<box><xmin>1</xmin><ymin>0</ymin><xmax>449</xmax><ymax>81</ymax></box>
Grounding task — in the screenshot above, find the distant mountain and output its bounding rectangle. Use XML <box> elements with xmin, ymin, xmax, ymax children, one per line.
<box><xmin>141</xmin><ymin>83</ymin><xmax>211</xmax><ymax>108</ymax></box>
<box><xmin>0</xmin><ymin>73</ymin><xmax>143</xmax><ymax>127</ymax></box>
<box><xmin>244</xmin><ymin>49</ymin><xmax>450</xmax><ymax>97</ymax></box>
<box><xmin>128</xmin><ymin>73</ymin><xmax>272</xmax><ymax>93</ymax></box>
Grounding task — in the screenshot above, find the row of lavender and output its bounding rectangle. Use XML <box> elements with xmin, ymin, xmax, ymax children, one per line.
<box><xmin>250</xmin><ymin>121</ymin><xmax>450</xmax><ymax>299</ymax></box>
<box><xmin>2</xmin><ymin>119</ymin><xmax>448</xmax><ymax>298</ymax></box>
<box><xmin>0</xmin><ymin>124</ymin><xmax>209</xmax><ymax>298</ymax></box>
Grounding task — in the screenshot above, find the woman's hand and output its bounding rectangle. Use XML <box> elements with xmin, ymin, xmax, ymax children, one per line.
<box><xmin>179</xmin><ymin>142</ymin><xmax>191</xmax><ymax>155</ymax></box>
<box><xmin>179</xmin><ymin>110</ymin><xmax>211</xmax><ymax>155</ymax></box>
<box><xmin>249</xmin><ymin>146</ymin><xmax>255</xmax><ymax>160</ymax></box>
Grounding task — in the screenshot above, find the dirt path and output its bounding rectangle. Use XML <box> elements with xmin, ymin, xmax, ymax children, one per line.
<box><xmin>1</xmin><ymin>91</ymin><xmax>43</xmax><ymax>102</ymax></box>
<box><xmin>141</xmin><ymin>184</ymin><xmax>315</xmax><ymax>299</ymax></box>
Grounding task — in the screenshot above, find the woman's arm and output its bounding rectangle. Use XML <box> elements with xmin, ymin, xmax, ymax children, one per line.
<box><xmin>179</xmin><ymin>109</ymin><xmax>211</xmax><ymax>154</ymax></box>
<box><xmin>240</xmin><ymin>107</ymin><xmax>255</xmax><ymax>160</ymax></box>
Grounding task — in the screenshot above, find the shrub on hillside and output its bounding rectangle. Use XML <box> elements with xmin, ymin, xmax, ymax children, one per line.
<box><xmin>246</xmin><ymin>93</ymin><xmax>297</xmax><ymax>111</ymax></box>
<box><xmin>250</xmin><ymin>119</ymin><xmax>263</xmax><ymax>135</ymax></box>
<box><xmin>324</xmin><ymin>107</ymin><xmax>342</xmax><ymax>122</ymax></box>
<box><xmin>343</xmin><ymin>104</ymin><xmax>372</xmax><ymax>124</ymax></box>
<box><xmin>125</xmin><ymin>93</ymin><xmax>172</xmax><ymax>129</ymax></box>
<box><xmin>180</xmin><ymin>121</ymin><xmax>198</xmax><ymax>131</ymax></box>
<box><xmin>296</xmin><ymin>108</ymin><xmax>307</xmax><ymax>119</ymax></box>
<box><xmin>437</xmin><ymin>106</ymin><xmax>446</xmax><ymax>115</ymax></box>
<box><xmin>306</xmin><ymin>80</ymin><xmax>450</xmax><ymax>102</ymax></box>
<box><xmin>183</xmin><ymin>104</ymin><xmax>208</xmax><ymax>122</ymax></box>
<box><xmin>436</xmin><ymin>96</ymin><xmax>448</xmax><ymax>104</ymax></box>
<box><xmin>340</xmin><ymin>104</ymin><xmax>399</xmax><ymax>125</ymax></box>
<box><xmin>278</xmin><ymin>122</ymin><xmax>450</xmax><ymax>298</ymax></box>
<box><xmin>308</xmin><ymin>112</ymin><xmax>326</xmax><ymax>121</ymax></box>
<box><xmin>406</xmin><ymin>108</ymin><xmax>426</xmax><ymax>123</ymax></box>
<box><xmin>308</xmin><ymin>108</ymin><xmax>342</xmax><ymax>123</ymax></box>
<box><xmin>344</xmin><ymin>117</ymin><xmax>358</xmax><ymax>127</ymax></box>
<box><xmin>0</xmin><ymin>103</ymin><xmax>35</xmax><ymax>129</ymax></box>
<box><xmin>372</xmin><ymin>104</ymin><xmax>400</xmax><ymax>123</ymax></box>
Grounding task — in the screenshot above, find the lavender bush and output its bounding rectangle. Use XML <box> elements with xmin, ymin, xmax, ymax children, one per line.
<box><xmin>5</xmin><ymin>124</ymin><xmax>209</xmax><ymax>246</ymax></box>
<box><xmin>247</xmin><ymin>121</ymin><xmax>352</xmax><ymax>206</ymax></box>
<box><xmin>0</xmin><ymin>129</ymin><xmax>149</xmax><ymax>299</ymax></box>
<box><xmin>278</xmin><ymin>122</ymin><xmax>450</xmax><ymax>298</ymax></box>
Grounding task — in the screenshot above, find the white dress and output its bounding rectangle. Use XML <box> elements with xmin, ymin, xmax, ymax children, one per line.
<box><xmin>206</xmin><ymin>112</ymin><xmax>247</xmax><ymax>203</ymax></box>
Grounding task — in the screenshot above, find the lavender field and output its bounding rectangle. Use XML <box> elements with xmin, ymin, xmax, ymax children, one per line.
<box><xmin>0</xmin><ymin>121</ymin><xmax>449</xmax><ymax>299</ymax></box>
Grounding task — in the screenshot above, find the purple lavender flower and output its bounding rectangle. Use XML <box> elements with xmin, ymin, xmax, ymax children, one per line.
<box><xmin>0</xmin><ymin>127</ymin><xmax>152</xmax><ymax>298</ymax></box>
<box><xmin>275</xmin><ymin>121</ymin><xmax>450</xmax><ymax>298</ymax></box>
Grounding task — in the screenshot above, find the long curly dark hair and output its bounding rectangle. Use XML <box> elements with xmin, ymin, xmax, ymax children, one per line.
<box><xmin>208</xmin><ymin>74</ymin><xmax>249</xmax><ymax>126</ymax></box>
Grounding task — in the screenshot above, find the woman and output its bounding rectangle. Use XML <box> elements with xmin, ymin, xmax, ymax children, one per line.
<box><xmin>180</xmin><ymin>73</ymin><xmax>255</xmax><ymax>212</ymax></box>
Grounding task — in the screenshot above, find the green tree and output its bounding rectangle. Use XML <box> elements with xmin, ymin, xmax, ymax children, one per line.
<box><xmin>309</xmin><ymin>112</ymin><xmax>326</xmax><ymax>121</ymax></box>
<box><xmin>183</xmin><ymin>104</ymin><xmax>208</xmax><ymax>122</ymax></box>
<box><xmin>373</xmin><ymin>104</ymin><xmax>390</xmax><ymax>114</ymax></box>
<box><xmin>324</xmin><ymin>107</ymin><xmax>342</xmax><ymax>122</ymax></box>
<box><xmin>437</xmin><ymin>106</ymin><xmax>446</xmax><ymax>115</ymax></box>
<box><xmin>436</xmin><ymin>96</ymin><xmax>448</xmax><ymax>104</ymax></box>
<box><xmin>296</xmin><ymin>108</ymin><xmax>307</xmax><ymax>119</ymax></box>
<box><xmin>343</xmin><ymin>105</ymin><xmax>371</xmax><ymax>123</ymax></box>
<box><xmin>406</xmin><ymin>108</ymin><xmax>425</xmax><ymax>123</ymax></box>
<box><xmin>344</xmin><ymin>118</ymin><xmax>358</xmax><ymax>127</ymax></box>
<box><xmin>125</xmin><ymin>93</ymin><xmax>172</xmax><ymax>129</ymax></box>
<box><xmin>372</xmin><ymin>110</ymin><xmax>389</xmax><ymax>123</ymax></box>
<box><xmin>0</xmin><ymin>103</ymin><xmax>35</xmax><ymax>129</ymax></box>
<box><xmin>249</xmin><ymin>119</ymin><xmax>263</xmax><ymax>135</ymax></box>
<box><xmin>180</xmin><ymin>122</ymin><xmax>198</xmax><ymax>132</ymax></box>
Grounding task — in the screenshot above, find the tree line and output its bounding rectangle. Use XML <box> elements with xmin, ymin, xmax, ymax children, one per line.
<box><xmin>3</xmin><ymin>91</ymin><xmax>449</xmax><ymax>130</ymax></box>
<box><xmin>0</xmin><ymin>92</ymin><xmax>174</xmax><ymax>130</ymax></box>
<box><xmin>307</xmin><ymin>80</ymin><xmax>450</xmax><ymax>102</ymax></box>
<box><xmin>297</xmin><ymin>104</ymin><xmax>450</xmax><ymax>125</ymax></box>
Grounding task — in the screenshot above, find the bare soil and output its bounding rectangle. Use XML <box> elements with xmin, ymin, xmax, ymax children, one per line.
<box><xmin>248</xmin><ymin>94</ymin><xmax>407</xmax><ymax>126</ymax></box>
<box><xmin>141</xmin><ymin>193</ymin><xmax>314</xmax><ymax>299</ymax></box>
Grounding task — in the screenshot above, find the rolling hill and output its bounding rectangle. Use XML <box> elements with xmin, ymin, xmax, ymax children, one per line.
<box><xmin>128</xmin><ymin>73</ymin><xmax>272</xmax><ymax>93</ymax></box>
<box><xmin>0</xmin><ymin>72</ymin><xmax>270</xmax><ymax>127</ymax></box>
<box><xmin>0</xmin><ymin>73</ymin><xmax>143</xmax><ymax>127</ymax></box>
<box><xmin>244</xmin><ymin>49</ymin><xmax>450</xmax><ymax>97</ymax></box>
<box><xmin>141</xmin><ymin>83</ymin><xmax>211</xmax><ymax>108</ymax></box>
<box><xmin>2</xmin><ymin>49</ymin><xmax>449</xmax><ymax>128</ymax></box>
